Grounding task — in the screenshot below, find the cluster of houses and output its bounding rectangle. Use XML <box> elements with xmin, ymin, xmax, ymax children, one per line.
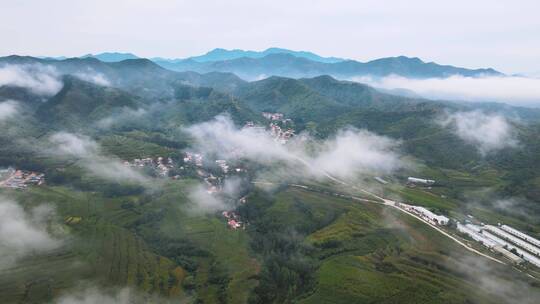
<box><xmin>123</xmin><ymin>157</ymin><xmax>174</xmax><ymax>177</ymax></box>
<box><xmin>262</xmin><ymin>112</ymin><xmax>293</xmax><ymax>124</ymax></box>
<box><xmin>244</xmin><ymin>113</ymin><xmax>296</xmax><ymax>145</ymax></box>
<box><xmin>243</xmin><ymin>121</ymin><xmax>266</xmax><ymax>131</ymax></box>
<box><xmin>183</xmin><ymin>152</ymin><xmax>247</xmax><ymax>194</ymax></box>
<box><xmin>269</xmin><ymin>123</ymin><xmax>295</xmax><ymax>144</ymax></box>
<box><xmin>222</xmin><ymin>210</ymin><xmax>245</xmax><ymax>230</ymax></box>
<box><xmin>262</xmin><ymin>112</ymin><xmax>284</xmax><ymax>121</ymax></box>
<box><xmin>457</xmin><ymin>222</ymin><xmax>540</xmax><ymax>268</ymax></box>
<box><xmin>202</xmin><ymin>172</ymin><xmax>222</xmax><ymax>194</ymax></box>
<box><xmin>0</xmin><ymin>167</ymin><xmax>45</xmax><ymax>189</ymax></box>
<box><xmin>183</xmin><ymin>152</ymin><xmax>203</xmax><ymax>167</ymax></box>
<box><xmin>215</xmin><ymin>160</ymin><xmax>229</xmax><ymax>174</ymax></box>
<box><xmin>263</xmin><ymin>112</ymin><xmax>295</xmax><ymax>144</ymax></box>
<box><xmin>397</xmin><ymin>202</ymin><xmax>449</xmax><ymax>225</ymax></box>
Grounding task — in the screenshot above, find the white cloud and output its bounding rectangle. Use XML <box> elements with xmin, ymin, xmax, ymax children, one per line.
<box><xmin>74</xmin><ymin>71</ymin><xmax>111</xmax><ymax>86</ymax></box>
<box><xmin>449</xmin><ymin>254</ymin><xmax>540</xmax><ymax>304</ymax></box>
<box><xmin>312</xmin><ymin>129</ymin><xmax>402</xmax><ymax>179</ymax></box>
<box><xmin>185</xmin><ymin>114</ymin><xmax>404</xmax><ymax>182</ymax></box>
<box><xmin>187</xmin><ymin>184</ymin><xmax>228</xmax><ymax>214</ymax></box>
<box><xmin>185</xmin><ymin>114</ymin><xmax>291</xmax><ymax>164</ymax></box>
<box><xmin>353</xmin><ymin>75</ymin><xmax>540</xmax><ymax>107</ymax></box>
<box><xmin>0</xmin><ymin>64</ymin><xmax>62</xmax><ymax>95</ymax></box>
<box><xmin>57</xmin><ymin>287</ymin><xmax>132</xmax><ymax>304</ymax></box>
<box><xmin>186</xmin><ymin>177</ymin><xmax>248</xmax><ymax>214</ymax></box>
<box><xmin>96</xmin><ymin>107</ymin><xmax>147</xmax><ymax>129</ymax></box>
<box><xmin>0</xmin><ymin>197</ymin><xmax>62</xmax><ymax>268</ymax></box>
<box><xmin>49</xmin><ymin>132</ymin><xmax>99</xmax><ymax>158</ymax></box>
<box><xmin>439</xmin><ymin>111</ymin><xmax>518</xmax><ymax>155</ymax></box>
<box><xmin>48</xmin><ymin>132</ymin><xmax>149</xmax><ymax>184</ymax></box>
<box><xmin>0</xmin><ymin>99</ymin><xmax>18</xmax><ymax>121</ymax></box>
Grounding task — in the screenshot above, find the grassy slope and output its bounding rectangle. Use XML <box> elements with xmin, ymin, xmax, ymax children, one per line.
<box><xmin>250</xmin><ymin>187</ymin><xmax>540</xmax><ymax>304</ymax></box>
<box><xmin>0</xmin><ymin>186</ymin><xmax>187</xmax><ymax>303</ymax></box>
<box><xmin>0</xmin><ymin>180</ymin><xmax>259</xmax><ymax>304</ymax></box>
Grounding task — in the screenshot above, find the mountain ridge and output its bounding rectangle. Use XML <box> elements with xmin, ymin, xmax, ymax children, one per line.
<box><xmin>22</xmin><ymin>48</ymin><xmax>502</xmax><ymax>79</ymax></box>
<box><xmin>155</xmin><ymin>53</ymin><xmax>502</xmax><ymax>79</ymax></box>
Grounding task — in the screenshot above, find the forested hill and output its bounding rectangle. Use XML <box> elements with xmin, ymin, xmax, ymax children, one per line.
<box><xmin>1</xmin><ymin>55</ymin><xmax>540</xmax><ymax>205</ymax></box>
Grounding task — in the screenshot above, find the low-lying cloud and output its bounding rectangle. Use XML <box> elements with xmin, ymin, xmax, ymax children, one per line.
<box><xmin>186</xmin><ymin>115</ymin><xmax>290</xmax><ymax>164</ymax></box>
<box><xmin>57</xmin><ymin>287</ymin><xmax>132</xmax><ymax>304</ymax></box>
<box><xmin>185</xmin><ymin>114</ymin><xmax>405</xmax><ymax>182</ymax></box>
<box><xmin>0</xmin><ymin>64</ymin><xmax>63</xmax><ymax>95</ymax></box>
<box><xmin>74</xmin><ymin>71</ymin><xmax>111</xmax><ymax>87</ymax></box>
<box><xmin>96</xmin><ymin>107</ymin><xmax>147</xmax><ymax>129</ymax></box>
<box><xmin>449</xmin><ymin>253</ymin><xmax>540</xmax><ymax>304</ymax></box>
<box><xmin>187</xmin><ymin>176</ymin><xmax>247</xmax><ymax>214</ymax></box>
<box><xmin>48</xmin><ymin>132</ymin><xmax>149</xmax><ymax>184</ymax></box>
<box><xmin>463</xmin><ymin>188</ymin><xmax>539</xmax><ymax>224</ymax></box>
<box><xmin>439</xmin><ymin>111</ymin><xmax>518</xmax><ymax>155</ymax></box>
<box><xmin>0</xmin><ymin>99</ymin><xmax>18</xmax><ymax>121</ymax></box>
<box><xmin>353</xmin><ymin>75</ymin><xmax>540</xmax><ymax>107</ymax></box>
<box><xmin>55</xmin><ymin>285</ymin><xmax>170</xmax><ymax>304</ymax></box>
<box><xmin>312</xmin><ymin>129</ymin><xmax>402</xmax><ymax>179</ymax></box>
<box><xmin>0</xmin><ymin>197</ymin><xmax>63</xmax><ymax>268</ymax></box>
<box><xmin>187</xmin><ymin>184</ymin><xmax>228</xmax><ymax>214</ymax></box>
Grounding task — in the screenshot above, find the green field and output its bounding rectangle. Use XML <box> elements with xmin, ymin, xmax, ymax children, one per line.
<box><xmin>242</xmin><ymin>187</ymin><xmax>540</xmax><ymax>304</ymax></box>
<box><xmin>0</xmin><ymin>181</ymin><xmax>259</xmax><ymax>303</ymax></box>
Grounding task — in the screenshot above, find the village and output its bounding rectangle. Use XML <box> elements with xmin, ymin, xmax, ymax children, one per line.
<box><xmin>244</xmin><ymin>112</ymin><xmax>296</xmax><ymax>144</ymax></box>
<box><xmin>0</xmin><ymin>167</ymin><xmax>45</xmax><ymax>189</ymax></box>
<box><xmin>183</xmin><ymin>152</ymin><xmax>251</xmax><ymax>229</ymax></box>
<box><xmin>121</xmin><ymin>114</ymin><xmax>293</xmax><ymax>230</ymax></box>
<box><xmin>123</xmin><ymin>156</ymin><xmax>175</xmax><ymax>177</ymax></box>
<box><xmin>218</xmin><ymin>113</ymin><xmax>296</xmax><ymax>228</ymax></box>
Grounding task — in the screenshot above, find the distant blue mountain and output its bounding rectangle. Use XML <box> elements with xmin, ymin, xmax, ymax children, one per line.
<box><xmin>36</xmin><ymin>49</ymin><xmax>501</xmax><ymax>80</ymax></box>
<box><xmin>38</xmin><ymin>56</ymin><xmax>68</xmax><ymax>61</ymax></box>
<box><xmin>81</xmin><ymin>52</ymin><xmax>140</xmax><ymax>62</ymax></box>
<box><xmin>183</xmin><ymin>47</ymin><xmax>344</xmax><ymax>63</ymax></box>
<box><xmin>39</xmin><ymin>48</ymin><xmax>344</xmax><ymax>64</ymax></box>
<box><xmin>154</xmin><ymin>53</ymin><xmax>502</xmax><ymax>80</ymax></box>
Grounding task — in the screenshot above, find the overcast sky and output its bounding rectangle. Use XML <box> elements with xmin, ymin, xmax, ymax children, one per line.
<box><xmin>1</xmin><ymin>0</ymin><xmax>539</xmax><ymax>74</ymax></box>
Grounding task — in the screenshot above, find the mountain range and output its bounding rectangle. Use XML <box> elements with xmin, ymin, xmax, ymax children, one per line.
<box><xmin>40</xmin><ymin>48</ymin><xmax>502</xmax><ymax>80</ymax></box>
<box><xmin>0</xmin><ymin>54</ymin><xmax>537</xmax><ymax>175</ymax></box>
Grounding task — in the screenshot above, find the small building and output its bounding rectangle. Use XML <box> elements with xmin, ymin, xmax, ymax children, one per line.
<box><xmin>374</xmin><ymin>177</ymin><xmax>388</xmax><ymax>185</ymax></box>
<box><xmin>409</xmin><ymin>205</ymin><xmax>449</xmax><ymax>225</ymax></box>
<box><xmin>407</xmin><ymin>177</ymin><xmax>435</xmax><ymax>185</ymax></box>
<box><xmin>493</xmin><ymin>245</ymin><xmax>524</xmax><ymax>264</ymax></box>
<box><xmin>500</xmin><ymin>225</ymin><xmax>540</xmax><ymax>249</ymax></box>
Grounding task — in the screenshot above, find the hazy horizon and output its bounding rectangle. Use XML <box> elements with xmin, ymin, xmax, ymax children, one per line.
<box><xmin>1</xmin><ymin>0</ymin><xmax>539</xmax><ymax>75</ymax></box>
